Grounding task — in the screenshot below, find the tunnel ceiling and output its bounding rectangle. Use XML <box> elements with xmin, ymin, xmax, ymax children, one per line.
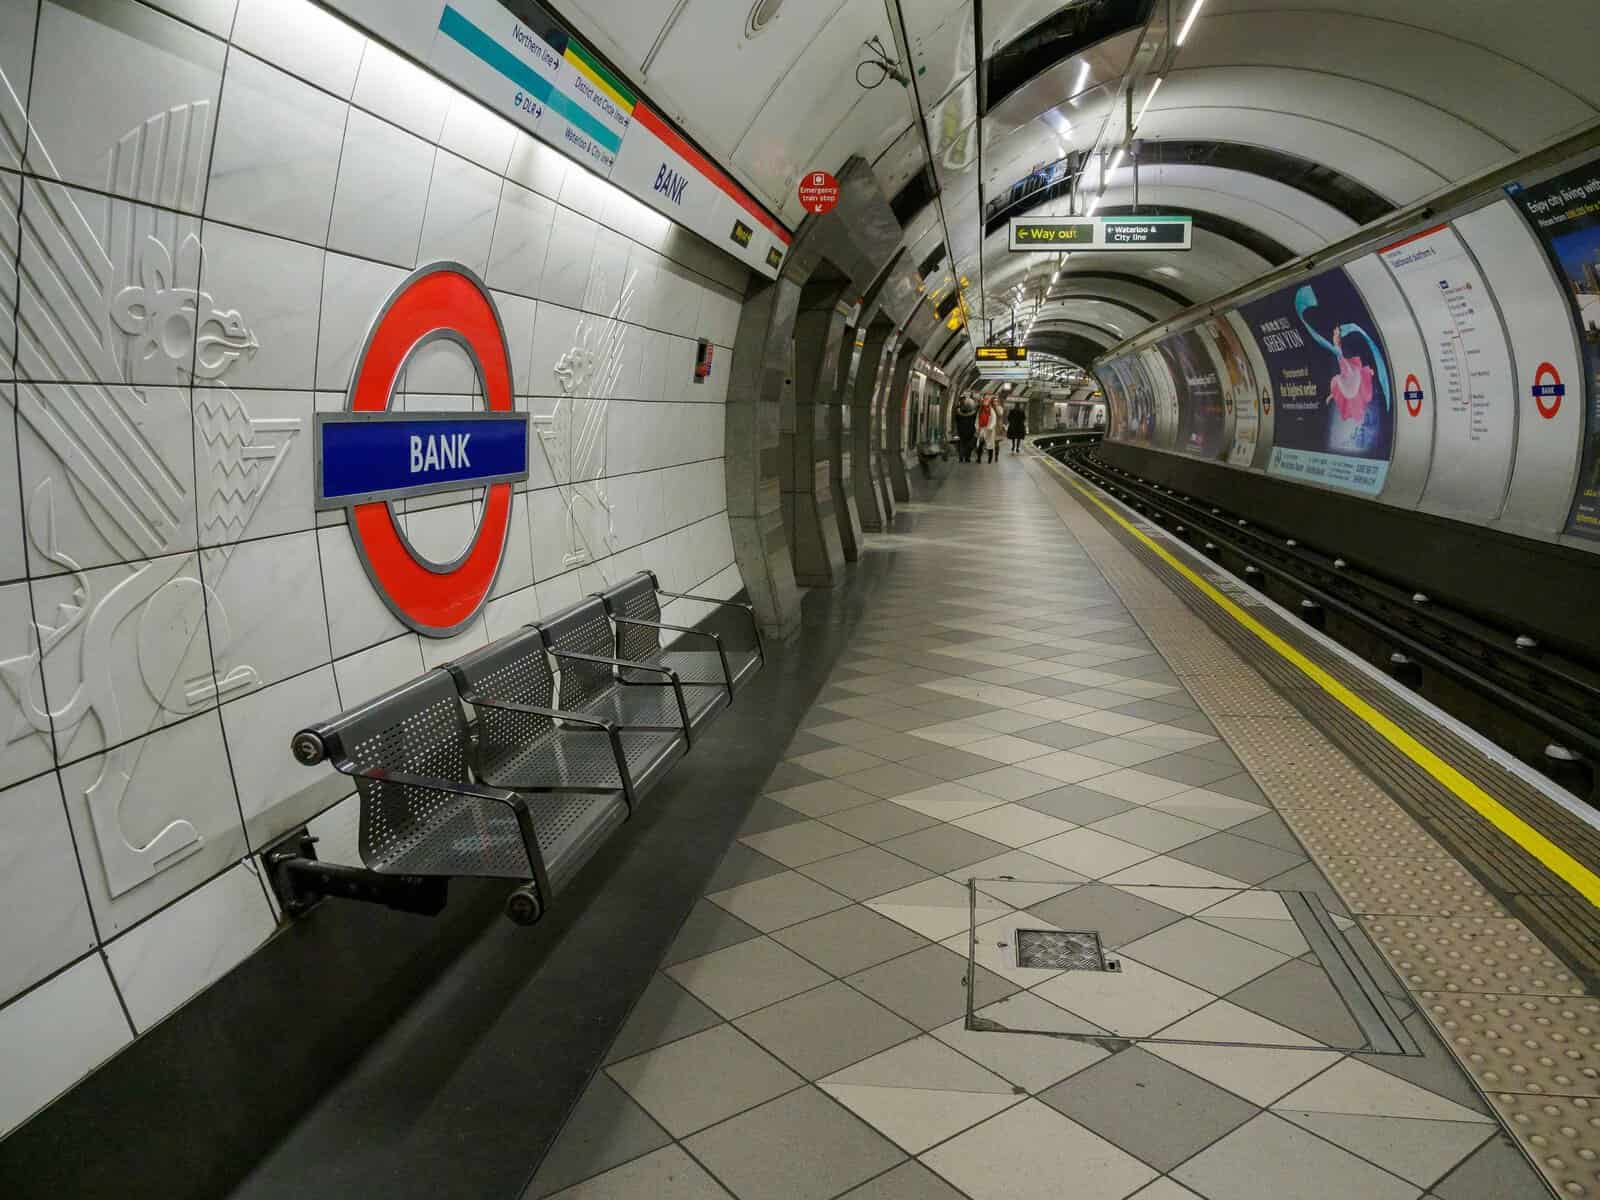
<box><xmin>553</xmin><ymin>0</ymin><xmax>1600</xmax><ymax>369</ymax></box>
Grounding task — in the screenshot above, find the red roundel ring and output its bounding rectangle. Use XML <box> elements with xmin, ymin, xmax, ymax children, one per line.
<box><xmin>1532</xmin><ymin>361</ymin><xmax>1563</xmax><ymax>420</ymax></box>
<box><xmin>1403</xmin><ymin>373</ymin><xmax>1423</xmax><ymax>418</ymax></box>
<box><xmin>346</xmin><ymin>263</ymin><xmax>515</xmax><ymax>636</ymax></box>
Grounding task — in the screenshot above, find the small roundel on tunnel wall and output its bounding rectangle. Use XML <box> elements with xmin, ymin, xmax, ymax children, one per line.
<box><xmin>313</xmin><ymin>262</ymin><xmax>530</xmax><ymax>637</ymax></box>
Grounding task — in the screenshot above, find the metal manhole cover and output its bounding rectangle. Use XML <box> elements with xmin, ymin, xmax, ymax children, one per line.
<box><xmin>1015</xmin><ymin>929</ymin><xmax>1119</xmax><ymax>972</ymax></box>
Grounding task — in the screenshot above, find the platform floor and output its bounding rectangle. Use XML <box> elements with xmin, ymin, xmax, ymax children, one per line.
<box><xmin>527</xmin><ymin>450</ymin><xmax>1557</xmax><ymax>1200</ymax></box>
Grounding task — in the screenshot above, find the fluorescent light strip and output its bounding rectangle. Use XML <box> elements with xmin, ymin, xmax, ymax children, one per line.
<box><xmin>1074</xmin><ymin>60</ymin><xmax>1090</xmax><ymax>95</ymax></box>
<box><xmin>1135</xmin><ymin>76</ymin><xmax>1163</xmax><ymax>126</ymax></box>
<box><xmin>1109</xmin><ymin>148</ymin><xmax>1125</xmax><ymax>173</ymax></box>
<box><xmin>1176</xmin><ymin>0</ymin><xmax>1206</xmax><ymax>45</ymax></box>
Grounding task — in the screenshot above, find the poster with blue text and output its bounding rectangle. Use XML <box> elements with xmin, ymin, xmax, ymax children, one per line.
<box><xmin>1237</xmin><ymin>267</ymin><xmax>1394</xmax><ymax>495</ymax></box>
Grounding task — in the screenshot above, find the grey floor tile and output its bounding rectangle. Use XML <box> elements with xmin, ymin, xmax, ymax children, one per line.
<box><xmin>1108</xmin><ymin>698</ymin><xmax>1201</xmax><ymax>724</ymax></box>
<box><xmin>708</xmin><ymin>871</ymin><xmax>853</xmax><ymax>932</ymax></box>
<box><xmin>772</xmin><ymin>904</ymin><xmax>930</xmax><ymax>977</ymax></box>
<box><xmin>879</xmin><ymin>824</ymin><xmax>1012</xmax><ymax>873</ymax></box>
<box><xmin>1090</xmin><ymin>807</ymin><xmax>1215</xmax><ymax>853</ymax></box>
<box><xmin>837</xmin><ymin>1160</ymin><xmax>967</xmax><ymax>1200</ymax></box>
<box><xmin>665</xmin><ymin>899</ymin><xmax>763</xmax><ymax>966</ymax></box>
<box><xmin>845</xmin><ymin>944</ymin><xmax>1018</xmax><ymax>1030</ymax></box>
<box><xmin>1170</xmin><ymin>831</ymin><xmax>1306</xmax><ymax>885</ymax></box>
<box><xmin>1165</xmin><ymin>711</ymin><xmax>1221</xmax><ymax>735</ymax></box>
<box><xmin>798</xmin><ymin>845</ymin><xmax>936</xmax><ymax>901</ymax></box>
<box><xmin>913</xmin><ymin>697</ymin><xmax>999</xmax><ymax>720</ymax></box>
<box><xmin>1012</xmin><ymin>677</ymin><xmax>1085</xmax><ymax>698</ymax></box>
<box><xmin>1073</xmin><ymin>736</ymin><xmax>1174</xmax><ymax>767</ymax></box>
<box><xmin>790</xmin><ymin>745</ymin><xmax>889</xmax><ymax>778</ymax></box>
<box><xmin>668</xmin><ymin>936</ymin><xmax>832</xmax><ymax>1019</ymax></box>
<box><xmin>1004</xmin><ymin>723</ymin><xmax>1107</xmax><ymax>752</ymax></box>
<box><xmin>838</xmin><ymin>761</ymin><xmax>948</xmax><ymax>799</ymax></box>
<box><xmin>819</xmin><ymin>799</ymin><xmax>942</xmax><ymax>843</ymax></box>
<box><xmin>539</xmin><ymin>1145</ymin><xmax>731</xmax><ymax>1199</ymax></box>
<box><xmin>606</xmin><ymin>1024</ymin><xmax>801</xmax><ymax>1139</ymax></box>
<box><xmin>859</xmin><ymin>708</ymin><xmax>946</xmax><ymax>733</ymax></box>
<box><xmin>1229</xmin><ymin>813</ymin><xmax>1305</xmax><ymax>855</ymax></box>
<box><xmin>785</xmin><ymin>731</ymin><xmax>839</xmax><ymax>759</ymax></box>
<box><xmin>909</xmin><ymin>745</ymin><xmax>1017</xmax><ymax>780</ymax></box>
<box><xmin>768</xmin><ymin>778</ymin><xmax>881</xmax><ymax>819</ymax></box>
<box><xmin>684</xmin><ymin>1086</ymin><xmax>904</xmax><ymax>1200</ymax></box>
<box><xmin>1040</xmin><ymin>1047</ymin><xmax>1257</xmax><ymax>1171</ymax></box>
<box><xmin>605</xmin><ymin>973</ymin><xmax>723</xmax><ymax>1064</ymax></box>
<box><xmin>761</xmin><ymin>761</ymin><xmax>827</xmax><ymax>794</ymax></box>
<box><xmin>1174</xmin><ymin>1113</ymin><xmax>1418</xmax><ymax>1200</ymax></box>
<box><xmin>1226</xmin><ymin>959</ymin><xmax>1363</xmax><ymax>1047</ymax></box>
<box><xmin>1431</xmin><ymin>1133</ymin><xmax>1550</xmax><ymax>1199</ymax></box>
<box><xmin>735</xmin><ymin>981</ymin><xmax>919</xmax><ymax>1079</ymax></box>
<box><xmin>1121</xmin><ymin>918</ymin><xmax>1288</xmax><ymax>995</ymax></box>
<box><xmin>1206</xmin><ymin>772</ymin><xmax>1269</xmax><ymax>804</ymax></box>
<box><xmin>1137</xmin><ymin>751</ymin><xmax>1243</xmax><ymax>787</ymax></box>
<box><xmin>526</xmin><ymin>1073</ymin><xmax>673</xmax><ymax>1198</ymax></box>
<box><xmin>1356</xmin><ymin>1011</ymin><xmax>1491</xmax><ymax>1117</ymax></box>
<box><xmin>1188</xmin><ymin>739</ymin><xmax>1247</xmax><ymax>767</ymax></box>
<box><xmin>738</xmin><ymin>795</ymin><xmax>813</xmax><ymax>837</ymax></box>
<box><xmin>1020</xmin><ymin>784</ymin><xmax>1136</xmax><ymax>824</ymax></box>
<box><xmin>741</xmin><ymin>820</ymin><xmax>869</xmax><ymax>867</ymax></box>
<box><xmin>1027</xmin><ymin>883</ymin><xmax>1186</xmax><ymax>947</ymax></box>
<box><xmin>705</xmin><ymin>842</ymin><xmax>792</xmax><ymax>893</ymax></box>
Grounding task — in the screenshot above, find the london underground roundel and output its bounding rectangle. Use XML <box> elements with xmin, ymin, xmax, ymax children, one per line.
<box><xmin>314</xmin><ymin>263</ymin><xmax>529</xmax><ymax>637</ymax></box>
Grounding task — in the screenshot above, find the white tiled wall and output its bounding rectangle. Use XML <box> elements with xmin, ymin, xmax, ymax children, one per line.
<box><xmin>0</xmin><ymin>0</ymin><xmax>750</xmax><ymax>1134</ymax></box>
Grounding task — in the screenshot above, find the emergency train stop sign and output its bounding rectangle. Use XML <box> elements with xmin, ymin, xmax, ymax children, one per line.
<box><xmin>798</xmin><ymin>170</ymin><xmax>840</xmax><ymax>215</ymax></box>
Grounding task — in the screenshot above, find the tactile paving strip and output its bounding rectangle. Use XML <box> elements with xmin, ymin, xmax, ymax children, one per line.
<box><xmin>1028</xmin><ymin>455</ymin><xmax>1600</xmax><ymax>1200</ymax></box>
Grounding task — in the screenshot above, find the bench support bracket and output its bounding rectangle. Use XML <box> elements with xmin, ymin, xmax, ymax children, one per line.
<box><xmin>265</xmin><ymin>831</ymin><xmax>449</xmax><ymax>919</ymax></box>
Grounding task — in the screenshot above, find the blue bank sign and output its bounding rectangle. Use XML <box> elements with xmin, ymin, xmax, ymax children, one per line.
<box><xmin>315</xmin><ymin>411</ymin><xmax>530</xmax><ymax>508</ymax></box>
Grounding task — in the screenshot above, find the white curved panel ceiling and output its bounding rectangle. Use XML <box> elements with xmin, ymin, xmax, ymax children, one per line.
<box><xmin>552</xmin><ymin>0</ymin><xmax>1600</xmax><ymax>363</ymax></box>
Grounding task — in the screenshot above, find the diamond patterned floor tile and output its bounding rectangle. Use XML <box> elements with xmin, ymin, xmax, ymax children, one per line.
<box><xmin>845</xmin><ymin>944</ymin><xmax>1018</xmax><ymax>1030</ymax></box>
<box><xmin>734</xmin><ymin>981</ymin><xmax>919</xmax><ymax>1079</ymax></box>
<box><xmin>1174</xmin><ymin>1113</ymin><xmax>1418</xmax><ymax>1200</ymax></box>
<box><xmin>818</xmin><ymin>801</ymin><xmax>944</xmax><ymax>843</ymax></box>
<box><xmin>798</xmin><ymin>845</ymin><xmax>936</xmax><ymax>901</ymax></box>
<box><xmin>707</xmin><ymin>871</ymin><xmax>852</xmax><ymax>932</ymax></box>
<box><xmin>525</xmin><ymin>1073</ymin><xmax>672</xmax><ymax>1198</ymax></box>
<box><xmin>606</xmin><ymin>1024</ymin><xmax>801</xmax><ymax>1139</ymax></box>
<box><xmin>539</xmin><ymin>1145</ymin><xmax>731</xmax><ymax>1199</ymax></box>
<box><xmin>666</xmin><ymin>936</ymin><xmax>832</xmax><ymax>1019</ymax></box>
<box><xmin>771</xmin><ymin>904</ymin><xmax>931</xmax><ymax>977</ymax></box>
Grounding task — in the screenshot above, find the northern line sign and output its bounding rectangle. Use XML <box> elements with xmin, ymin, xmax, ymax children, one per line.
<box><xmin>1009</xmin><ymin>215</ymin><xmax>1192</xmax><ymax>252</ymax></box>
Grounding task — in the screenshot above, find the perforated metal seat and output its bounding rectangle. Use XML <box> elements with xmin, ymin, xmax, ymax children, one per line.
<box><xmin>537</xmin><ymin>598</ymin><xmax>716</xmax><ymax>740</ymax></box>
<box><xmin>448</xmin><ymin>627</ymin><xmax>685</xmax><ymax>809</ymax></box>
<box><xmin>291</xmin><ymin>671</ymin><xmax>553</xmax><ymax>886</ymax></box>
<box><xmin>599</xmin><ymin>572</ymin><xmax>764</xmax><ymax>702</ymax></box>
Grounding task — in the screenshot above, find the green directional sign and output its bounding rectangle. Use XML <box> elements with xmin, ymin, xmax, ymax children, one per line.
<box><xmin>1008</xmin><ymin>215</ymin><xmax>1192</xmax><ymax>252</ymax></box>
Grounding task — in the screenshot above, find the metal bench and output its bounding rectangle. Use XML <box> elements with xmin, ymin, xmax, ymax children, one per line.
<box><xmin>538</xmin><ymin>597</ymin><xmax>725</xmax><ymax>742</ymax></box>
<box><xmin>448</xmin><ymin>626</ymin><xmax>686</xmax><ymax>812</ymax></box>
<box><xmin>598</xmin><ymin>572</ymin><xmax>764</xmax><ymax>704</ymax></box>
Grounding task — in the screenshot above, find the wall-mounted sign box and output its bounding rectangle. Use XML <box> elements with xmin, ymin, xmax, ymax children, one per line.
<box><xmin>976</xmin><ymin>345</ymin><xmax>1029</xmax><ymax>380</ymax></box>
<box><xmin>1008</xmin><ymin>215</ymin><xmax>1192</xmax><ymax>252</ymax></box>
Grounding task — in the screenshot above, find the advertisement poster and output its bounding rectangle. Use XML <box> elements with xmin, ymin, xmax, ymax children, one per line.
<box><xmin>1379</xmin><ymin>224</ymin><xmax>1515</xmax><ymax>521</ymax></box>
<box><xmin>1159</xmin><ymin>330</ymin><xmax>1226</xmax><ymax>458</ymax></box>
<box><xmin>1512</xmin><ymin>159</ymin><xmax>1600</xmax><ymax>539</ymax></box>
<box><xmin>1238</xmin><ymin>267</ymin><xmax>1394</xmax><ymax>495</ymax></box>
<box><xmin>1140</xmin><ymin>347</ymin><xmax>1179</xmax><ymax>450</ymax></box>
<box><xmin>1098</xmin><ymin>360</ymin><xmax>1129</xmax><ymax>439</ymax></box>
<box><xmin>1203</xmin><ymin>316</ymin><xmax>1262</xmax><ymax>466</ymax></box>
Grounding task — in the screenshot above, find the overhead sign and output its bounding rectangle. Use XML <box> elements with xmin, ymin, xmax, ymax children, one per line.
<box><xmin>797</xmin><ymin>170</ymin><xmax>840</xmax><ymax>215</ymax></box>
<box><xmin>317</xmin><ymin>263</ymin><xmax>529</xmax><ymax>637</ymax></box>
<box><xmin>1008</xmin><ymin>215</ymin><xmax>1192</xmax><ymax>252</ymax></box>
<box><xmin>413</xmin><ymin>0</ymin><xmax>790</xmax><ymax>278</ymax></box>
<box><xmin>975</xmin><ymin>345</ymin><xmax>1028</xmax><ymax>380</ymax></box>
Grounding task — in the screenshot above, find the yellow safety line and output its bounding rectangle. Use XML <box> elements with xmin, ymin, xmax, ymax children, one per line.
<box><xmin>1037</xmin><ymin>454</ymin><xmax>1600</xmax><ymax>909</ymax></box>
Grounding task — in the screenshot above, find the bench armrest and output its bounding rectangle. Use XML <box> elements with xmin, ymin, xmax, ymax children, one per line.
<box><xmin>614</xmin><ymin>617</ymin><xmax>733</xmax><ymax>698</ymax></box>
<box><xmin>652</xmin><ymin>591</ymin><xmax>765</xmax><ymax>666</ymax></box>
<box><xmin>549</xmin><ymin>648</ymin><xmax>693</xmax><ymax>742</ymax></box>
<box><xmin>455</xmin><ymin>694</ymin><xmax>642</xmax><ymax>813</ymax></box>
<box><xmin>333</xmin><ymin>761</ymin><xmax>551</xmax><ymax>899</ymax></box>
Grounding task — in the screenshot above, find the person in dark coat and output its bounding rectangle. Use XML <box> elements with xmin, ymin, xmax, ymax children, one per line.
<box><xmin>1006</xmin><ymin>404</ymin><xmax>1027</xmax><ymax>453</ymax></box>
<box><xmin>952</xmin><ymin>398</ymin><xmax>978</xmax><ymax>462</ymax></box>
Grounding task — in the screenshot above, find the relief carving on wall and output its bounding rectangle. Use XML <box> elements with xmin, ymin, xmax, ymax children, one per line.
<box><xmin>0</xmin><ymin>93</ymin><xmax>297</xmax><ymax>897</ymax></box>
<box><xmin>536</xmin><ymin>272</ymin><xmax>635</xmax><ymax>575</ymax></box>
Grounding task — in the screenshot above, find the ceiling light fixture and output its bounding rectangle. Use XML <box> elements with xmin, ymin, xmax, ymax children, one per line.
<box><xmin>1087</xmin><ymin>196</ymin><xmax>1100</xmax><ymax>216</ymax></box>
<box><xmin>1109</xmin><ymin>148</ymin><xmax>1125</xmax><ymax>173</ymax></box>
<box><xmin>1135</xmin><ymin>76</ymin><xmax>1163</xmax><ymax>126</ymax></box>
<box><xmin>1176</xmin><ymin>0</ymin><xmax>1206</xmax><ymax>46</ymax></box>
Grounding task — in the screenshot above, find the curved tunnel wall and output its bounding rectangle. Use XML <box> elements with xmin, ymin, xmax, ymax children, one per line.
<box><xmin>1094</xmin><ymin>141</ymin><xmax>1600</xmax><ymax>555</ymax></box>
<box><xmin>0</xmin><ymin>0</ymin><xmax>753</xmax><ymax>1136</ymax></box>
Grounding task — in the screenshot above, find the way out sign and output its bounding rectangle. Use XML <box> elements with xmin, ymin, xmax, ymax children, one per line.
<box><xmin>798</xmin><ymin>170</ymin><xmax>840</xmax><ymax>215</ymax></box>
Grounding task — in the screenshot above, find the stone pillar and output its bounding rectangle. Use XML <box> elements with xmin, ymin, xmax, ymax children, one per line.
<box><xmin>725</xmin><ymin>273</ymin><xmax>804</xmax><ymax>639</ymax></box>
<box><xmin>784</xmin><ymin>279</ymin><xmax>851</xmax><ymax>586</ymax></box>
<box><xmin>827</xmin><ymin>318</ymin><xmax>865</xmax><ymax>561</ymax></box>
<box><xmin>849</xmin><ymin>318</ymin><xmax>894</xmax><ymax>531</ymax></box>
<box><xmin>881</xmin><ymin>343</ymin><xmax>916</xmax><ymax>504</ymax></box>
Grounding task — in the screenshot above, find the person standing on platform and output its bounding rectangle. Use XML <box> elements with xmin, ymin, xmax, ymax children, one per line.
<box><xmin>952</xmin><ymin>397</ymin><xmax>978</xmax><ymax>463</ymax></box>
<box><xmin>977</xmin><ymin>398</ymin><xmax>1000</xmax><ymax>463</ymax></box>
<box><xmin>1007</xmin><ymin>403</ymin><xmax>1027</xmax><ymax>453</ymax></box>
